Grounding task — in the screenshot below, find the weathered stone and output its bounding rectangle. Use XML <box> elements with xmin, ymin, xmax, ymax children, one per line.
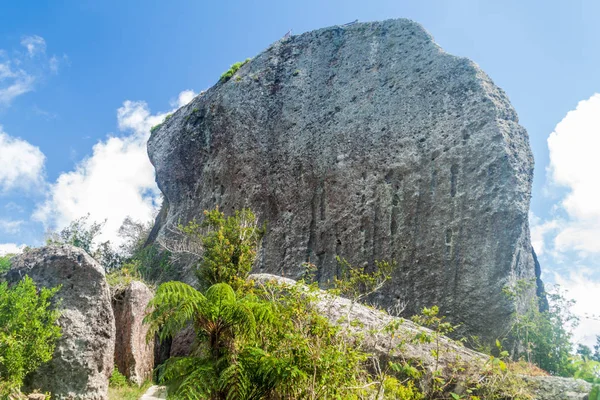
<box><xmin>522</xmin><ymin>376</ymin><xmax>592</xmax><ymax>400</ymax></box>
<box><xmin>8</xmin><ymin>246</ymin><xmax>115</xmax><ymax>400</ymax></box>
<box><xmin>112</xmin><ymin>281</ymin><xmax>155</xmax><ymax>386</ymax></box>
<box><xmin>148</xmin><ymin>18</ymin><xmax>539</xmax><ymax>343</ymax></box>
<box><xmin>169</xmin><ymin>324</ymin><xmax>196</xmax><ymax>358</ymax></box>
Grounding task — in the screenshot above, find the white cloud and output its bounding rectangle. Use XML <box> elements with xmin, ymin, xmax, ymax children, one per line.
<box><xmin>49</xmin><ymin>56</ymin><xmax>58</xmax><ymax>73</ymax></box>
<box><xmin>48</xmin><ymin>54</ymin><xmax>68</xmax><ymax>74</ymax></box>
<box><xmin>0</xmin><ymin>219</ymin><xmax>24</xmax><ymax>234</ymax></box>
<box><xmin>0</xmin><ymin>36</ymin><xmax>64</xmax><ymax>106</ymax></box>
<box><xmin>34</xmin><ymin>90</ymin><xmax>196</xmax><ymax>246</ymax></box>
<box><xmin>0</xmin><ymin>243</ymin><xmax>25</xmax><ymax>256</ymax></box>
<box><xmin>529</xmin><ymin>212</ymin><xmax>559</xmax><ymax>257</ymax></box>
<box><xmin>21</xmin><ymin>35</ymin><xmax>46</xmax><ymax>56</ymax></box>
<box><xmin>538</xmin><ymin>93</ymin><xmax>600</xmax><ymax>346</ymax></box>
<box><xmin>0</xmin><ymin>66</ymin><xmax>35</xmax><ymax>105</ymax></box>
<box><xmin>170</xmin><ymin>89</ymin><xmax>196</xmax><ymax>108</ymax></box>
<box><xmin>554</xmin><ymin>270</ymin><xmax>600</xmax><ymax>348</ymax></box>
<box><xmin>547</xmin><ymin>93</ymin><xmax>600</xmax><ymax>253</ymax></box>
<box><xmin>0</xmin><ymin>127</ymin><xmax>45</xmax><ymax>192</ymax></box>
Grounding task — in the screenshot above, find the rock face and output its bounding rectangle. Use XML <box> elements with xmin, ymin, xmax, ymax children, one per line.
<box><xmin>148</xmin><ymin>18</ymin><xmax>539</xmax><ymax>342</ymax></box>
<box><xmin>8</xmin><ymin>246</ymin><xmax>115</xmax><ymax>400</ymax></box>
<box><xmin>112</xmin><ymin>281</ymin><xmax>155</xmax><ymax>386</ymax></box>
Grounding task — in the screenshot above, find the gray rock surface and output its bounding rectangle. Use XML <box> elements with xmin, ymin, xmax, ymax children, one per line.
<box><xmin>148</xmin><ymin>18</ymin><xmax>538</xmax><ymax>343</ymax></box>
<box><xmin>112</xmin><ymin>281</ymin><xmax>155</xmax><ymax>386</ymax></box>
<box><xmin>522</xmin><ymin>376</ymin><xmax>592</xmax><ymax>400</ymax></box>
<box><xmin>8</xmin><ymin>246</ymin><xmax>115</xmax><ymax>400</ymax></box>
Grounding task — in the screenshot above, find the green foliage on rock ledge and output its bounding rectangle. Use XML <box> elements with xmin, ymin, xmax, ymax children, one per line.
<box><xmin>0</xmin><ymin>277</ymin><xmax>61</xmax><ymax>397</ymax></box>
<box><xmin>219</xmin><ymin>59</ymin><xmax>251</xmax><ymax>82</ymax></box>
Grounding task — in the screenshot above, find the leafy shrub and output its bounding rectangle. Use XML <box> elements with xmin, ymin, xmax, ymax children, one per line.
<box><xmin>219</xmin><ymin>59</ymin><xmax>251</xmax><ymax>82</ymax></box>
<box><xmin>108</xmin><ymin>367</ymin><xmax>153</xmax><ymax>400</ymax></box>
<box><xmin>109</xmin><ymin>366</ymin><xmax>128</xmax><ymax>388</ymax></box>
<box><xmin>106</xmin><ymin>260</ymin><xmax>147</xmax><ymax>290</ymax></box>
<box><xmin>0</xmin><ymin>255</ymin><xmax>12</xmax><ymax>276</ymax></box>
<box><xmin>179</xmin><ymin>207</ymin><xmax>263</xmax><ymax>291</ymax></box>
<box><xmin>503</xmin><ymin>280</ymin><xmax>577</xmax><ymax>376</ymax></box>
<box><xmin>0</xmin><ymin>277</ymin><xmax>61</xmax><ymax>396</ymax></box>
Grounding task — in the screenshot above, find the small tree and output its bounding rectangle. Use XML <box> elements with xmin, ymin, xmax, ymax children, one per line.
<box><xmin>46</xmin><ymin>214</ymin><xmax>104</xmax><ymax>255</ymax></box>
<box><xmin>179</xmin><ymin>207</ymin><xmax>263</xmax><ymax>291</ymax></box>
<box><xmin>0</xmin><ymin>277</ymin><xmax>61</xmax><ymax>396</ymax></box>
<box><xmin>503</xmin><ymin>280</ymin><xmax>577</xmax><ymax>376</ymax></box>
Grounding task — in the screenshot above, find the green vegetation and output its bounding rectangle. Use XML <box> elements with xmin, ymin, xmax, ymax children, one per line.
<box><xmin>0</xmin><ymin>277</ymin><xmax>61</xmax><ymax>397</ymax></box>
<box><xmin>46</xmin><ymin>214</ymin><xmax>157</xmax><ymax>282</ymax></box>
<box><xmin>150</xmin><ymin>113</ymin><xmax>174</xmax><ymax>134</ymax></box>
<box><xmin>219</xmin><ymin>58</ymin><xmax>251</xmax><ymax>82</ymax></box>
<box><xmin>145</xmin><ymin>207</ymin><xmax>547</xmax><ymax>399</ymax></box>
<box><xmin>331</xmin><ymin>255</ymin><xmax>393</xmax><ymax>304</ymax></box>
<box><xmin>179</xmin><ymin>207</ymin><xmax>263</xmax><ymax>292</ymax></box>
<box><xmin>503</xmin><ymin>279</ymin><xmax>579</xmax><ymax>376</ymax></box>
<box><xmin>0</xmin><ymin>255</ymin><xmax>12</xmax><ymax>275</ymax></box>
<box><xmin>146</xmin><ymin>207</ymin><xmax>417</xmax><ymax>399</ymax></box>
<box><xmin>589</xmin><ymin>385</ymin><xmax>600</xmax><ymax>400</ymax></box>
<box><xmin>108</xmin><ymin>368</ymin><xmax>153</xmax><ymax>400</ymax></box>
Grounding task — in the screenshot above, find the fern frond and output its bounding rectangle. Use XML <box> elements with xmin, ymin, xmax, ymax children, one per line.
<box><xmin>144</xmin><ymin>281</ymin><xmax>207</xmax><ymax>342</ymax></box>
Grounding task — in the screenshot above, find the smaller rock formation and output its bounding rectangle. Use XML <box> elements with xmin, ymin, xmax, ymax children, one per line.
<box><xmin>112</xmin><ymin>281</ymin><xmax>155</xmax><ymax>386</ymax></box>
<box><xmin>523</xmin><ymin>376</ymin><xmax>592</xmax><ymax>400</ymax></box>
<box><xmin>249</xmin><ymin>274</ymin><xmax>592</xmax><ymax>399</ymax></box>
<box><xmin>8</xmin><ymin>246</ymin><xmax>115</xmax><ymax>400</ymax></box>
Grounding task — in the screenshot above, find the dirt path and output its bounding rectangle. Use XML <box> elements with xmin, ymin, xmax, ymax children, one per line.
<box><xmin>140</xmin><ymin>385</ymin><xmax>167</xmax><ymax>400</ymax></box>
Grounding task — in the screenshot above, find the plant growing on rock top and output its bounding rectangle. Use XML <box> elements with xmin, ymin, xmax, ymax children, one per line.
<box><xmin>0</xmin><ymin>277</ymin><xmax>61</xmax><ymax>397</ymax></box>
<box><xmin>219</xmin><ymin>58</ymin><xmax>251</xmax><ymax>82</ymax></box>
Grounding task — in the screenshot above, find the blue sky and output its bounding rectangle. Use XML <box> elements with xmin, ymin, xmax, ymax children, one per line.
<box><xmin>0</xmin><ymin>0</ymin><xmax>598</xmax><ymax>345</ymax></box>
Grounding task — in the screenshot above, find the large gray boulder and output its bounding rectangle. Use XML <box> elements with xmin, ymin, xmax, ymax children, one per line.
<box><xmin>148</xmin><ymin>18</ymin><xmax>539</xmax><ymax>343</ymax></box>
<box><xmin>7</xmin><ymin>246</ymin><xmax>115</xmax><ymax>400</ymax></box>
<box><xmin>112</xmin><ymin>281</ymin><xmax>155</xmax><ymax>386</ymax></box>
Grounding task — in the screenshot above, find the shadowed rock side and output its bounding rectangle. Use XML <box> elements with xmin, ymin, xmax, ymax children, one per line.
<box><xmin>148</xmin><ymin>18</ymin><xmax>538</xmax><ymax>343</ymax></box>
<box><xmin>7</xmin><ymin>246</ymin><xmax>115</xmax><ymax>400</ymax></box>
<box><xmin>112</xmin><ymin>281</ymin><xmax>155</xmax><ymax>386</ymax></box>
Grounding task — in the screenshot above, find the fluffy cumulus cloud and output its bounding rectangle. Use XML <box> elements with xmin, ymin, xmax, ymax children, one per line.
<box><xmin>34</xmin><ymin>90</ymin><xmax>196</xmax><ymax>245</ymax></box>
<box><xmin>0</xmin><ymin>243</ymin><xmax>24</xmax><ymax>256</ymax></box>
<box><xmin>0</xmin><ymin>127</ymin><xmax>46</xmax><ymax>192</ymax></box>
<box><xmin>546</xmin><ymin>93</ymin><xmax>600</xmax><ymax>253</ymax></box>
<box><xmin>532</xmin><ymin>93</ymin><xmax>600</xmax><ymax>346</ymax></box>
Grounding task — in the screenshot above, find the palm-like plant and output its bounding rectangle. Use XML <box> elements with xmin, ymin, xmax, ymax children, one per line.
<box><xmin>145</xmin><ymin>281</ymin><xmax>277</xmax><ymax>399</ymax></box>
